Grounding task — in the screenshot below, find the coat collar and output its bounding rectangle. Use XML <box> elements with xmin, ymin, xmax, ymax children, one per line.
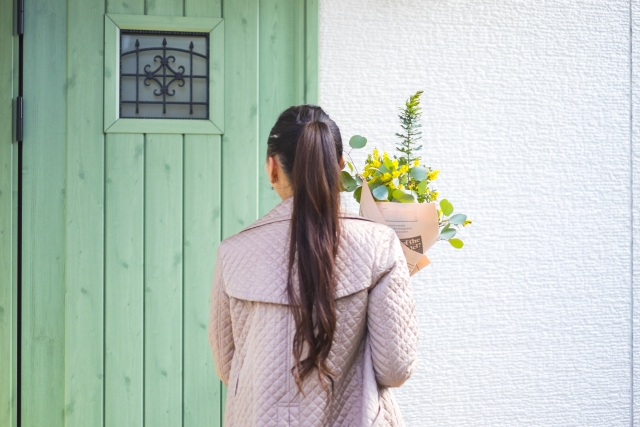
<box><xmin>240</xmin><ymin>196</ymin><xmax>369</xmax><ymax>234</ymax></box>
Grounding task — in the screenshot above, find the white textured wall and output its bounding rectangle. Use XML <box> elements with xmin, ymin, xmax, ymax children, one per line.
<box><xmin>320</xmin><ymin>1</ymin><xmax>632</xmax><ymax>426</ymax></box>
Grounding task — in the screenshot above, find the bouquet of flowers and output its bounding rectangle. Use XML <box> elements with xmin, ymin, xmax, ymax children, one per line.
<box><xmin>340</xmin><ymin>91</ymin><xmax>472</xmax><ymax>275</ymax></box>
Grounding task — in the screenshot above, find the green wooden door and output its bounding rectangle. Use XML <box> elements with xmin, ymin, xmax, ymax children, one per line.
<box><xmin>14</xmin><ymin>0</ymin><xmax>318</xmax><ymax>426</ymax></box>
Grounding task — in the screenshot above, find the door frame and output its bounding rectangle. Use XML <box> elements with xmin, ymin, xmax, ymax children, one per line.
<box><xmin>0</xmin><ymin>0</ymin><xmax>20</xmax><ymax>426</ymax></box>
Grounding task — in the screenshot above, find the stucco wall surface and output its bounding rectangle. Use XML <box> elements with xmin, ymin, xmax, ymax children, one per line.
<box><xmin>319</xmin><ymin>1</ymin><xmax>632</xmax><ymax>426</ymax></box>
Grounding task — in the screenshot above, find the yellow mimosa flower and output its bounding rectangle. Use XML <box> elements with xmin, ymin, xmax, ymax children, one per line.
<box><xmin>392</xmin><ymin>159</ymin><xmax>399</xmax><ymax>169</ymax></box>
<box><xmin>413</xmin><ymin>159</ymin><xmax>420</xmax><ymax>167</ymax></box>
<box><xmin>400</xmin><ymin>165</ymin><xmax>409</xmax><ymax>174</ymax></box>
<box><xmin>372</xmin><ymin>160</ymin><xmax>381</xmax><ymax>168</ymax></box>
<box><xmin>392</xmin><ymin>171</ymin><xmax>401</xmax><ymax>178</ymax></box>
<box><xmin>428</xmin><ymin>170</ymin><xmax>440</xmax><ymax>181</ymax></box>
<box><xmin>382</xmin><ymin>172</ymin><xmax>392</xmax><ymax>181</ymax></box>
<box><xmin>463</xmin><ymin>219</ymin><xmax>472</xmax><ymax>227</ymax></box>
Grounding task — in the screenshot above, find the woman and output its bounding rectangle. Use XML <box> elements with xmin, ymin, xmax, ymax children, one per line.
<box><xmin>209</xmin><ymin>105</ymin><xmax>418</xmax><ymax>426</ymax></box>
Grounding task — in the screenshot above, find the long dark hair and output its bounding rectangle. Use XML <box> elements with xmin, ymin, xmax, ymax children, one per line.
<box><xmin>267</xmin><ymin>105</ymin><xmax>343</xmax><ymax>393</ymax></box>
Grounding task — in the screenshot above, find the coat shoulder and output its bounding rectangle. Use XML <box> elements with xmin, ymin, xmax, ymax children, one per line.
<box><xmin>216</xmin><ymin>212</ymin><xmax>399</xmax><ymax>304</ymax></box>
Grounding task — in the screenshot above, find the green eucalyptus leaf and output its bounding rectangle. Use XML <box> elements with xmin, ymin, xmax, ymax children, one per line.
<box><xmin>417</xmin><ymin>179</ymin><xmax>428</xmax><ymax>195</ymax></box>
<box><xmin>440</xmin><ymin>228</ymin><xmax>457</xmax><ymax>240</ymax></box>
<box><xmin>347</xmin><ymin>161</ymin><xmax>354</xmax><ymax>172</ymax></box>
<box><xmin>448</xmin><ymin>213</ymin><xmax>467</xmax><ymax>225</ymax></box>
<box><xmin>354</xmin><ymin>186</ymin><xmax>362</xmax><ymax>203</ymax></box>
<box><xmin>410</xmin><ymin>166</ymin><xmax>427</xmax><ymax>181</ymax></box>
<box><xmin>383</xmin><ymin>157</ymin><xmax>393</xmax><ymax>170</ymax></box>
<box><xmin>449</xmin><ymin>238</ymin><xmax>464</xmax><ymax>249</ymax></box>
<box><xmin>392</xmin><ymin>178</ymin><xmax>400</xmax><ymax>187</ymax></box>
<box><xmin>368</xmin><ymin>180</ymin><xmax>382</xmax><ymax>190</ymax></box>
<box><xmin>401</xmin><ymin>193</ymin><xmax>415</xmax><ymax>203</ymax></box>
<box><xmin>355</xmin><ymin>175</ymin><xmax>362</xmax><ymax>185</ymax></box>
<box><xmin>340</xmin><ymin>171</ymin><xmax>358</xmax><ymax>192</ymax></box>
<box><xmin>378</xmin><ymin>164</ymin><xmax>390</xmax><ymax>174</ymax></box>
<box><xmin>392</xmin><ymin>189</ymin><xmax>414</xmax><ymax>203</ymax></box>
<box><xmin>372</xmin><ymin>185</ymin><xmax>389</xmax><ymax>201</ymax></box>
<box><xmin>349</xmin><ymin>135</ymin><xmax>367</xmax><ymax>149</ymax></box>
<box><xmin>440</xmin><ymin>199</ymin><xmax>454</xmax><ymax>216</ymax></box>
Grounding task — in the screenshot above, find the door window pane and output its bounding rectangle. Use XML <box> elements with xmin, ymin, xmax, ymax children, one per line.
<box><xmin>120</xmin><ymin>30</ymin><xmax>209</xmax><ymax>119</ymax></box>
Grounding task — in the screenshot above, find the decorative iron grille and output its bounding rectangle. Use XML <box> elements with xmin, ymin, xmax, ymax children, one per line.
<box><xmin>120</xmin><ymin>30</ymin><xmax>209</xmax><ymax>119</ymax></box>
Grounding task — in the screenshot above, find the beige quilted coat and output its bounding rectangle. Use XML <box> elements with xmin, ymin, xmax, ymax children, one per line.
<box><xmin>208</xmin><ymin>197</ymin><xmax>418</xmax><ymax>426</ymax></box>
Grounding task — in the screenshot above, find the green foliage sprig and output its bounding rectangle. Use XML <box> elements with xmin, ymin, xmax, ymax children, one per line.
<box><xmin>395</xmin><ymin>90</ymin><xmax>424</xmax><ymax>167</ymax></box>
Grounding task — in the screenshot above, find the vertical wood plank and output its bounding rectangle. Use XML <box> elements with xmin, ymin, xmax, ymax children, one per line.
<box><xmin>0</xmin><ymin>139</ymin><xmax>17</xmax><ymax>427</ymax></box>
<box><xmin>64</xmin><ymin>0</ymin><xmax>106</xmax><ymax>425</ymax></box>
<box><xmin>258</xmin><ymin>0</ymin><xmax>305</xmax><ymax>217</ymax></box>
<box><xmin>146</xmin><ymin>0</ymin><xmax>182</xmax><ymax>17</ymax></box>
<box><xmin>0</xmin><ymin>0</ymin><xmax>17</xmax><ymax>424</ymax></box>
<box><xmin>304</xmin><ymin>0</ymin><xmax>319</xmax><ymax>104</ymax></box>
<box><xmin>294</xmin><ymin>0</ymin><xmax>307</xmax><ymax>106</ymax></box>
<box><xmin>184</xmin><ymin>0</ymin><xmax>221</xmax><ymax>21</ymax></box>
<box><xmin>182</xmin><ymin>135</ymin><xmax>222</xmax><ymax>427</ymax></box>
<box><xmin>183</xmin><ymin>1</ymin><xmax>223</xmax><ymax>427</ymax></box>
<box><xmin>222</xmin><ymin>0</ymin><xmax>260</xmax><ymax>416</ymax></box>
<box><xmin>0</xmin><ymin>145</ymin><xmax>18</xmax><ymax>427</ymax></box>
<box><xmin>104</xmin><ymin>135</ymin><xmax>144</xmax><ymax>427</ymax></box>
<box><xmin>104</xmin><ymin>2</ymin><xmax>144</xmax><ymax>427</ymax></box>
<box><xmin>222</xmin><ymin>0</ymin><xmax>260</xmax><ymax>236</ymax></box>
<box><xmin>21</xmin><ymin>0</ymin><xmax>67</xmax><ymax>424</ymax></box>
<box><xmin>144</xmin><ymin>135</ymin><xmax>183</xmax><ymax>427</ymax></box>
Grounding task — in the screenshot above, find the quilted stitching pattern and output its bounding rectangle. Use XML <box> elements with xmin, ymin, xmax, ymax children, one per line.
<box><xmin>208</xmin><ymin>197</ymin><xmax>418</xmax><ymax>426</ymax></box>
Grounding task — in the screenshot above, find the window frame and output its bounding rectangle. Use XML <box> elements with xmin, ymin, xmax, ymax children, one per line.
<box><xmin>104</xmin><ymin>14</ymin><xmax>224</xmax><ymax>134</ymax></box>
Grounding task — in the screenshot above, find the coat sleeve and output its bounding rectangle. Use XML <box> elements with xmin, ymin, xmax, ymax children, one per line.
<box><xmin>208</xmin><ymin>249</ymin><xmax>234</xmax><ymax>386</ymax></box>
<box><xmin>367</xmin><ymin>227</ymin><xmax>419</xmax><ymax>388</ymax></box>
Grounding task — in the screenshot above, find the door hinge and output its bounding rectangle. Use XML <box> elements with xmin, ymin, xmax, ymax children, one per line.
<box><xmin>17</xmin><ymin>0</ymin><xmax>24</xmax><ymax>35</ymax></box>
<box><xmin>16</xmin><ymin>97</ymin><xmax>23</xmax><ymax>142</ymax></box>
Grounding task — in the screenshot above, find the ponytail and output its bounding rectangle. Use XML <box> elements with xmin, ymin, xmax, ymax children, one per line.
<box><xmin>266</xmin><ymin>105</ymin><xmax>343</xmax><ymax>393</ymax></box>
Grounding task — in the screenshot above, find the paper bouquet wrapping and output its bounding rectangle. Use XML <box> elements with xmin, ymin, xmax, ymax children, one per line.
<box><xmin>359</xmin><ymin>181</ymin><xmax>440</xmax><ymax>276</ymax></box>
